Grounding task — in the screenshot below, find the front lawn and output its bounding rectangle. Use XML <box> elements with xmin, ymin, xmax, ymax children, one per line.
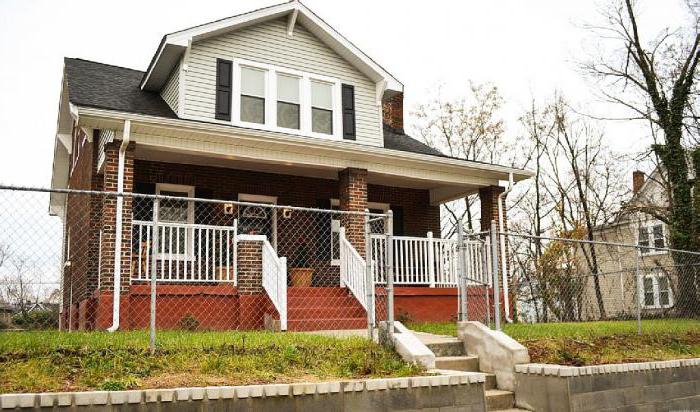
<box><xmin>409</xmin><ymin>319</ymin><xmax>700</xmax><ymax>366</ymax></box>
<box><xmin>0</xmin><ymin>331</ymin><xmax>422</xmax><ymax>394</ymax></box>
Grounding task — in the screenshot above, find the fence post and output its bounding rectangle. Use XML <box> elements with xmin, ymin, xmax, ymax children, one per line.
<box><xmin>427</xmin><ymin>231</ymin><xmax>436</xmax><ymax>288</ymax></box>
<box><xmin>457</xmin><ymin>221</ymin><xmax>468</xmax><ymax>321</ymax></box>
<box><xmin>149</xmin><ymin>198</ymin><xmax>160</xmax><ymax>354</ymax></box>
<box><xmin>490</xmin><ymin>220</ymin><xmax>501</xmax><ymax>331</ymax></box>
<box><xmin>386</xmin><ymin>210</ymin><xmax>394</xmax><ymax>341</ymax></box>
<box><xmin>364</xmin><ymin>211</ymin><xmax>375</xmax><ymax>340</ymax></box>
<box><xmin>635</xmin><ymin>248</ymin><xmax>642</xmax><ymax>336</ymax></box>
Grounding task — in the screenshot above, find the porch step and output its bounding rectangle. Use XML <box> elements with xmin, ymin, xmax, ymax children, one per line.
<box><xmin>288</xmin><ymin>306</ymin><xmax>366</xmax><ymax>320</ymax></box>
<box><xmin>287</xmin><ymin>296</ymin><xmax>359</xmax><ymax>307</ymax></box>
<box><xmin>287</xmin><ymin>287</ymin><xmax>350</xmax><ymax>298</ymax></box>
<box><xmin>485</xmin><ymin>389</ymin><xmax>515</xmax><ymax>411</ymax></box>
<box><xmin>433</xmin><ymin>356</ymin><xmax>479</xmax><ymax>372</ymax></box>
<box><xmin>287</xmin><ymin>317</ymin><xmax>366</xmax><ymax>331</ymax></box>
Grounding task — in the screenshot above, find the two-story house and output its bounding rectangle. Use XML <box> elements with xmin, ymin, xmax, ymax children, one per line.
<box><xmin>586</xmin><ymin>170</ymin><xmax>676</xmax><ymax>319</ymax></box>
<box><xmin>50</xmin><ymin>0</ymin><xmax>530</xmax><ymax>331</ymax></box>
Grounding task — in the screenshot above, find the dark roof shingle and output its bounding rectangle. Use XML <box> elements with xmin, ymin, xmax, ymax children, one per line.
<box><xmin>63</xmin><ymin>58</ymin><xmax>442</xmax><ymax>157</ymax></box>
<box><xmin>64</xmin><ymin>58</ymin><xmax>177</xmax><ymax>118</ymax></box>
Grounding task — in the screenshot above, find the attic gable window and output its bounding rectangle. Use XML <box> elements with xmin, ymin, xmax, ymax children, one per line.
<box><xmin>230</xmin><ymin>59</ymin><xmax>343</xmax><ymax>139</ymax></box>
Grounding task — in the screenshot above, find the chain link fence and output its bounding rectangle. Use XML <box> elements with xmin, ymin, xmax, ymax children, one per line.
<box><xmin>502</xmin><ymin>230</ymin><xmax>700</xmax><ymax>333</ymax></box>
<box><xmin>0</xmin><ymin>185</ymin><xmax>393</xmax><ymax>346</ymax></box>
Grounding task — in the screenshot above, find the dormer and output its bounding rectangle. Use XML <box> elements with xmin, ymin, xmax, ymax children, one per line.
<box><xmin>142</xmin><ymin>0</ymin><xmax>402</xmax><ymax>147</ymax></box>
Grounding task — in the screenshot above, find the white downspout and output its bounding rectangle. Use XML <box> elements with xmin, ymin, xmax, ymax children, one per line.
<box><xmin>107</xmin><ymin>120</ymin><xmax>131</xmax><ymax>332</ymax></box>
<box><xmin>498</xmin><ymin>173</ymin><xmax>514</xmax><ymax>323</ymax></box>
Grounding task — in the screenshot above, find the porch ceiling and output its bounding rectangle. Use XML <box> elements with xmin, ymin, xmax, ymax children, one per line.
<box><xmin>136</xmin><ymin>146</ymin><xmax>481</xmax><ymax>204</ymax></box>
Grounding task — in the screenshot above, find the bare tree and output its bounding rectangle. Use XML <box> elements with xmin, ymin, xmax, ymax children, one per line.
<box><xmin>584</xmin><ymin>0</ymin><xmax>700</xmax><ymax>314</ymax></box>
<box><xmin>412</xmin><ymin>82</ymin><xmax>516</xmax><ymax>235</ymax></box>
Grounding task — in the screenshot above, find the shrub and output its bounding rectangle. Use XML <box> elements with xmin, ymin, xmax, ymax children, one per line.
<box><xmin>11</xmin><ymin>310</ymin><xmax>58</xmax><ymax>330</ymax></box>
<box><xmin>178</xmin><ymin>314</ymin><xmax>200</xmax><ymax>331</ymax></box>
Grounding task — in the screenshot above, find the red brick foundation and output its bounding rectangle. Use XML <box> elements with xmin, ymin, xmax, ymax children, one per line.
<box><xmin>394</xmin><ymin>287</ymin><xmax>510</xmax><ymax>323</ymax></box>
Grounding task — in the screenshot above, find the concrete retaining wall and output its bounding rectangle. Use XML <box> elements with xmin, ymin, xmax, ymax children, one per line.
<box><xmin>0</xmin><ymin>374</ymin><xmax>487</xmax><ymax>411</ymax></box>
<box><xmin>515</xmin><ymin>358</ymin><xmax>700</xmax><ymax>411</ymax></box>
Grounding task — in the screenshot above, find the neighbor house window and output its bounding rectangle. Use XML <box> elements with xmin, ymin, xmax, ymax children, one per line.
<box><xmin>240</xmin><ymin>66</ymin><xmax>266</xmax><ymax>124</ymax></box>
<box><xmin>637</xmin><ymin>223</ymin><xmax>666</xmax><ymax>254</ymax></box>
<box><xmin>155</xmin><ymin>184</ymin><xmax>194</xmax><ymax>259</ymax></box>
<box><xmin>311</xmin><ymin>80</ymin><xmax>333</xmax><ymax>134</ymax></box>
<box><xmin>640</xmin><ymin>269</ymin><xmax>673</xmax><ymax>309</ymax></box>
<box><xmin>277</xmin><ymin>73</ymin><xmax>300</xmax><ymax>129</ymax></box>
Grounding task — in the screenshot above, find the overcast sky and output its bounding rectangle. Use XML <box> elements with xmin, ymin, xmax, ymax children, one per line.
<box><xmin>0</xmin><ymin>0</ymin><xmax>688</xmax><ymax>188</ymax></box>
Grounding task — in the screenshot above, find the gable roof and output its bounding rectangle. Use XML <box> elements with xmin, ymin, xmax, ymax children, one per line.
<box><xmin>62</xmin><ymin>58</ymin><xmax>441</xmax><ymax>157</ymax></box>
<box><xmin>141</xmin><ymin>0</ymin><xmax>402</xmax><ymax>96</ymax></box>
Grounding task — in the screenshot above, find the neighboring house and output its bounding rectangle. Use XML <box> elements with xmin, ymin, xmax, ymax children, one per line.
<box><xmin>585</xmin><ymin>170</ymin><xmax>676</xmax><ymax>319</ymax></box>
<box><xmin>0</xmin><ymin>302</ymin><xmax>14</xmax><ymax>325</ymax></box>
<box><xmin>50</xmin><ymin>1</ymin><xmax>530</xmax><ymax>331</ymax></box>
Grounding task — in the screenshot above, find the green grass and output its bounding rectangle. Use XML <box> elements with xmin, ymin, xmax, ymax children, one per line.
<box><xmin>0</xmin><ymin>331</ymin><xmax>422</xmax><ymax>394</ymax></box>
<box><xmin>408</xmin><ymin>319</ymin><xmax>700</xmax><ymax>366</ymax></box>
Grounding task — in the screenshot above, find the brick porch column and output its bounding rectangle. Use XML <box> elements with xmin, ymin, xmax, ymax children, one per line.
<box><xmin>96</xmin><ymin>140</ymin><xmax>135</xmax><ymax>329</ymax></box>
<box><xmin>339</xmin><ymin>168</ymin><xmax>368</xmax><ymax>257</ymax></box>
<box><xmin>237</xmin><ymin>238</ymin><xmax>269</xmax><ymax>329</ymax></box>
<box><xmin>478</xmin><ymin>185</ymin><xmax>511</xmax><ymax>317</ymax></box>
<box><xmin>479</xmin><ymin>185</ymin><xmax>506</xmax><ymax>233</ymax></box>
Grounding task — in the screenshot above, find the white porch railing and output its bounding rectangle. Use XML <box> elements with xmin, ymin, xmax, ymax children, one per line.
<box><xmin>261</xmin><ymin>238</ymin><xmax>287</xmax><ymax>330</ymax></box>
<box><xmin>339</xmin><ymin>227</ymin><xmax>373</xmax><ymax>323</ymax></box>
<box><xmin>371</xmin><ymin>233</ymin><xmax>490</xmax><ymax>287</ymax></box>
<box><xmin>131</xmin><ymin>220</ymin><xmax>237</xmax><ymax>283</ymax></box>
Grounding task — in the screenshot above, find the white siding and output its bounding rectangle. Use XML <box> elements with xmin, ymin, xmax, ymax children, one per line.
<box><xmin>183</xmin><ymin>18</ymin><xmax>382</xmax><ymax>147</ymax></box>
<box><xmin>161</xmin><ymin>60</ymin><xmax>181</xmax><ymax>114</ymax></box>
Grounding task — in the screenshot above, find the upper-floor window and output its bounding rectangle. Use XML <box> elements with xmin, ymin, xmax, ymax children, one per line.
<box><xmin>229</xmin><ymin>59</ymin><xmax>343</xmax><ymax>139</ymax></box>
<box><xmin>240</xmin><ymin>66</ymin><xmax>266</xmax><ymax>124</ymax></box>
<box><xmin>277</xmin><ymin>73</ymin><xmax>300</xmax><ymax>130</ymax></box>
<box><xmin>637</xmin><ymin>222</ymin><xmax>666</xmax><ymax>255</ymax></box>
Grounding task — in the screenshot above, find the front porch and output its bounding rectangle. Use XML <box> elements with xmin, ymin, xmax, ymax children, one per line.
<box><xmin>60</xmin><ymin>120</ymin><xmax>524</xmax><ymax>331</ymax></box>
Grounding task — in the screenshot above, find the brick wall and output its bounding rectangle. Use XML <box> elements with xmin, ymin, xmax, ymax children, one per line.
<box><xmin>382</xmin><ymin>93</ymin><xmax>404</xmax><ymax>131</ymax></box>
<box><xmin>98</xmin><ymin>140</ymin><xmax>135</xmax><ymax>294</ymax></box>
<box><xmin>133</xmin><ymin>160</ymin><xmax>440</xmax><ymax>238</ymax></box>
<box><xmin>339</xmin><ymin>168</ymin><xmax>368</xmax><ymax>255</ymax></box>
<box><xmin>63</xmin><ymin>126</ymin><xmax>102</xmax><ymax>329</ymax></box>
<box><xmin>237</xmin><ymin>240</ymin><xmax>263</xmax><ymax>294</ymax></box>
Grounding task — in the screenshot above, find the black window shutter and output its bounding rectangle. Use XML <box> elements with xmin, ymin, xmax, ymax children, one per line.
<box><xmin>341</xmin><ymin>84</ymin><xmax>356</xmax><ymax>140</ymax></box>
<box><xmin>391</xmin><ymin>206</ymin><xmax>404</xmax><ymax>236</ymax></box>
<box><xmin>215</xmin><ymin>59</ymin><xmax>233</xmax><ymax>121</ymax></box>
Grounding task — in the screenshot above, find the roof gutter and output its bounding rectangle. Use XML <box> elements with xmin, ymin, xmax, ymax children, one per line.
<box><xmin>107</xmin><ymin>119</ymin><xmax>131</xmax><ymax>332</ymax></box>
<box><xmin>498</xmin><ymin>173</ymin><xmax>514</xmax><ymax>323</ymax></box>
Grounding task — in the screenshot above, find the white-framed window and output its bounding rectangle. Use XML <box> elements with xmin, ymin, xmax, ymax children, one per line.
<box><xmin>329</xmin><ymin>199</ymin><xmax>390</xmax><ymax>265</ymax></box>
<box><xmin>637</xmin><ymin>222</ymin><xmax>666</xmax><ymax>255</ymax></box>
<box><xmin>231</xmin><ymin>59</ymin><xmax>342</xmax><ymax>139</ymax></box>
<box><xmin>238</xmin><ymin>194</ymin><xmax>277</xmax><ymax>250</ymax></box>
<box><xmin>154</xmin><ymin>183</ymin><xmax>195</xmax><ymax>260</ymax></box>
<box><xmin>639</xmin><ymin>269</ymin><xmax>674</xmax><ymax>309</ymax></box>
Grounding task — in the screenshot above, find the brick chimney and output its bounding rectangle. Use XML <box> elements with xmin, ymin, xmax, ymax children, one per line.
<box><xmin>382</xmin><ymin>92</ymin><xmax>404</xmax><ymax>131</ymax></box>
<box><xmin>632</xmin><ymin>170</ymin><xmax>645</xmax><ymax>194</ymax></box>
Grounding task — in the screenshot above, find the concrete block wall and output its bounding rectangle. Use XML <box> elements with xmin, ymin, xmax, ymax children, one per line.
<box><xmin>0</xmin><ymin>374</ymin><xmax>487</xmax><ymax>411</ymax></box>
<box><xmin>515</xmin><ymin>359</ymin><xmax>700</xmax><ymax>411</ymax></box>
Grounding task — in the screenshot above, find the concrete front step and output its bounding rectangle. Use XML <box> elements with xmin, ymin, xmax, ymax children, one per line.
<box><xmin>433</xmin><ymin>355</ymin><xmax>479</xmax><ymax>372</ymax></box>
<box><xmin>485</xmin><ymin>389</ymin><xmax>515</xmax><ymax>411</ymax></box>
<box><xmin>483</xmin><ymin>373</ymin><xmax>497</xmax><ymax>390</ymax></box>
<box><xmin>425</xmin><ymin>340</ymin><xmax>465</xmax><ymax>357</ymax></box>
